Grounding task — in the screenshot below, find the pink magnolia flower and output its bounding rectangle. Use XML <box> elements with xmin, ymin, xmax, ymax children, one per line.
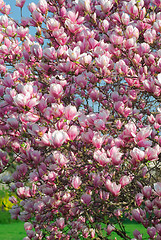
<box><xmin>51</xmin><ymin>103</ymin><xmax>64</xmax><ymax>118</ymax></box>
<box><xmin>100</xmin><ymin>0</ymin><xmax>113</xmax><ymax>12</ymax></box>
<box><xmin>78</xmin><ymin>53</ymin><xmax>92</xmax><ymax>65</ymax></box>
<box><xmin>132</xmin><ymin>209</ymin><xmax>142</xmax><ymax>222</ymax></box>
<box><xmin>0</xmin><ymin>0</ymin><xmax>4</xmax><ymax>9</ymax></box>
<box><xmin>114</xmin><ymin>101</ymin><xmax>124</xmax><ymax>114</ymax></box>
<box><xmin>154</xmin><ymin>208</ymin><xmax>161</xmax><ymax>218</ymax></box>
<box><xmin>68</xmin><ymin>125</ymin><xmax>79</xmax><ymax>140</ymax></box>
<box><xmin>28</xmin><ymin>2</ymin><xmax>37</xmax><ymax>13</ymax></box>
<box><xmin>94</xmin><ymin>119</ymin><xmax>106</xmax><ymax>130</ymax></box>
<box><xmin>16</xmin><ymin>0</ymin><xmax>26</xmax><ymax>8</ymax></box>
<box><xmin>81</xmin><ymin>129</ymin><xmax>94</xmax><ymax>143</ymax></box>
<box><xmin>144</xmin><ymin>29</ymin><xmax>156</xmax><ymax>44</ymax></box>
<box><xmin>72</xmin><ymin>176</ymin><xmax>82</xmax><ymax>189</ymax></box>
<box><xmin>133</xmin><ymin>229</ymin><xmax>142</xmax><ymax>240</ymax></box>
<box><xmin>50</xmin><ymin>130</ymin><xmax>68</xmax><ymax>148</ymax></box>
<box><xmin>116</xmin><ymin>120</ymin><xmax>122</xmax><ymax>129</ymax></box>
<box><xmin>135</xmin><ymin>193</ymin><xmax>144</xmax><ymax>207</ymax></box>
<box><xmin>115</xmin><ymin>60</ymin><xmax>128</xmax><ymax>75</ymax></box>
<box><xmin>110</xmin><ymin>146</ymin><xmax>123</xmax><ymax>165</ymax></box>
<box><xmin>46</xmin><ymin>18</ymin><xmax>60</xmax><ymax>31</ymax></box>
<box><xmin>105</xmin><ymin>179</ymin><xmax>121</xmax><ymax>196</ymax></box>
<box><xmin>0</xmin><ymin>45</ymin><xmax>8</xmax><ymax>54</ymax></box>
<box><xmin>135</xmin><ymin>126</ymin><xmax>152</xmax><ymax>142</ymax></box>
<box><xmin>13</xmin><ymin>93</ymin><xmax>27</xmax><ymax>107</ymax></box>
<box><xmin>34</xmin><ymin>201</ymin><xmax>45</xmax><ymax>212</ymax></box>
<box><xmin>110</xmin><ymin>33</ymin><xmax>123</xmax><ymax>45</ymax></box>
<box><xmin>27</xmin><ymin>124</ymin><xmax>47</xmax><ymax>138</ymax></box>
<box><xmin>75</xmin><ymin>74</ymin><xmax>87</xmax><ymax>88</ymax></box>
<box><xmin>67</xmin><ymin>46</ymin><xmax>80</xmax><ymax>61</ymax></box>
<box><xmin>9</xmin><ymin>205</ymin><xmax>21</xmax><ymax>219</ymax></box>
<box><xmin>64</xmin><ymin>105</ymin><xmax>77</xmax><ymax>120</ymax></box>
<box><xmin>95</xmin><ymin>55</ymin><xmax>110</xmax><ymax>68</ymax></box>
<box><xmin>145</xmin><ymin>200</ymin><xmax>153</xmax><ymax>210</ymax></box>
<box><xmin>145</xmin><ymin>147</ymin><xmax>158</xmax><ymax>161</ymax></box>
<box><xmin>106</xmin><ymin>224</ymin><xmax>115</xmax><ymax>235</ymax></box>
<box><xmin>7</xmin><ymin>118</ymin><xmax>19</xmax><ymax>129</ymax></box>
<box><xmin>29</xmin><ymin>172</ymin><xmax>39</xmax><ymax>182</ymax></box>
<box><xmin>9</xmin><ymin>196</ymin><xmax>18</xmax><ymax>204</ymax></box>
<box><xmin>3</xmin><ymin>4</ymin><xmax>11</xmax><ymax>15</ymax></box>
<box><xmin>92</xmin><ymin>132</ymin><xmax>104</xmax><ymax>149</ymax></box>
<box><xmin>138</xmin><ymin>43</ymin><xmax>150</xmax><ymax>56</ymax></box>
<box><xmin>31</xmin><ymin>43</ymin><xmax>43</xmax><ymax>58</ymax></box>
<box><xmin>93</xmin><ymin>149</ymin><xmax>111</xmax><ymax>166</ymax></box>
<box><xmin>24</xmin><ymin>222</ymin><xmax>33</xmax><ymax>231</ymax></box>
<box><xmin>81</xmin><ymin>194</ymin><xmax>91</xmax><ymax>206</ymax></box>
<box><xmin>121</xmin><ymin>13</ymin><xmax>130</xmax><ymax>25</ymax></box>
<box><xmin>119</xmin><ymin>175</ymin><xmax>132</xmax><ymax>187</ymax></box>
<box><xmin>147</xmin><ymin>227</ymin><xmax>156</xmax><ymax>239</ymax></box>
<box><xmin>0</xmin><ymin>14</ymin><xmax>8</xmax><ymax>27</ymax></box>
<box><xmin>100</xmin><ymin>190</ymin><xmax>109</xmax><ymax>200</ymax></box>
<box><xmin>6</xmin><ymin>25</ymin><xmax>16</xmax><ymax>37</ymax></box>
<box><xmin>17</xmin><ymin>187</ymin><xmax>31</xmax><ymax>199</ymax></box>
<box><xmin>20</xmin><ymin>112</ymin><xmax>40</xmax><ymax>123</ymax></box>
<box><xmin>76</xmin><ymin>0</ymin><xmax>91</xmax><ymax>12</ymax></box>
<box><xmin>101</xmin><ymin>19</ymin><xmax>109</xmax><ymax>31</ymax></box>
<box><xmin>32</xmin><ymin>10</ymin><xmax>44</xmax><ymax>24</ymax></box>
<box><xmin>50</xmin><ymin>83</ymin><xmax>63</xmax><ymax>99</ymax></box>
<box><xmin>142</xmin><ymin>186</ymin><xmax>152</xmax><ymax>199</ymax></box>
<box><xmin>17</xmin><ymin>26</ymin><xmax>29</xmax><ymax>38</ymax></box>
<box><xmin>1</xmin><ymin>73</ymin><xmax>14</xmax><ymax>87</ymax></box>
<box><xmin>37</xmin><ymin>0</ymin><xmax>48</xmax><ymax>14</ymax></box>
<box><xmin>130</xmin><ymin>148</ymin><xmax>145</xmax><ymax>165</ymax></box>
<box><xmin>125</xmin><ymin>25</ymin><xmax>139</xmax><ymax>39</ymax></box>
<box><xmin>154</xmin><ymin>182</ymin><xmax>161</xmax><ymax>196</ymax></box>
<box><xmin>56</xmin><ymin>217</ymin><xmax>65</xmax><ymax>230</ymax></box>
<box><xmin>53</xmin><ymin>151</ymin><xmax>69</xmax><ymax>167</ymax></box>
<box><xmin>156</xmin><ymin>224</ymin><xmax>161</xmax><ymax>236</ymax></box>
<box><xmin>99</xmin><ymin>109</ymin><xmax>110</xmax><ymax>121</ymax></box>
<box><xmin>43</xmin><ymin>47</ymin><xmax>57</xmax><ymax>60</ymax></box>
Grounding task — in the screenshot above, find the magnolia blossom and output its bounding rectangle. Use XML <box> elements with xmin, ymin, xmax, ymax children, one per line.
<box><xmin>68</xmin><ymin>125</ymin><xmax>79</xmax><ymax>140</ymax></box>
<box><xmin>64</xmin><ymin>105</ymin><xmax>77</xmax><ymax>120</ymax></box>
<box><xmin>72</xmin><ymin>176</ymin><xmax>82</xmax><ymax>189</ymax></box>
<box><xmin>50</xmin><ymin>83</ymin><xmax>63</xmax><ymax>99</ymax></box>
<box><xmin>37</xmin><ymin>0</ymin><xmax>48</xmax><ymax>14</ymax></box>
<box><xmin>56</xmin><ymin>217</ymin><xmax>65</xmax><ymax>230</ymax></box>
<box><xmin>154</xmin><ymin>182</ymin><xmax>161</xmax><ymax>196</ymax></box>
<box><xmin>16</xmin><ymin>0</ymin><xmax>26</xmax><ymax>8</ymax></box>
<box><xmin>46</xmin><ymin>18</ymin><xmax>60</xmax><ymax>31</ymax></box>
<box><xmin>53</xmin><ymin>151</ymin><xmax>69</xmax><ymax>167</ymax></box>
<box><xmin>110</xmin><ymin>146</ymin><xmax>123</xmax><ymax>165</ymax></box>
<box><xmin>130</xmin><ymin>148</ymin><xmax>145</xmax><ymax>163</ymax></box>
<box><xmin>105</xmin><ymin>179</ymin><xmax>121</xmax><ymax>196</ymax></box>
<box><xmin>66</xmin><ymin>46</ymin><xmax>80</xmax><ymax>61</ymax></box>
<box><xmin>94</xmin><ymin>149</ymin><xmax>111</xmax><ymax>166</ymax></box>
<box><xmin>17</xmin><ymin>187</ymin><xmax>31</xmax><ymax>198</ymax></box>
<box><xmin>92</xmin><ymin>132</ymin><xmax>104</xmax><ymax>148</ymax></box>
<box><xmin>2</xmin><ymin>0</ymin><xmax>161</xmax><ymax>239</ymax></box>
<box><xmin>81</xmin><ymin>194</ymin><xmax>91</xmax><ymax>206</ymax></box>
<box><xmin>147</xmin><ymin>227</ymin><xmax>156</xmax><ymax>239</ymax></box>
<box><xmin>50</xmin><ymin>130</ymin><xmax>68</xmax><ymax>147</ymax></box>
<box><xmin>119</xmin><ymin>175</ymin><xmax>132</xmax><ymax>187</ymax></box>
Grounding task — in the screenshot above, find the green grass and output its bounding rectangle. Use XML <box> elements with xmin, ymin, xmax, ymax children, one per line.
<box><xmin>0</xmin><ymin>220</ymin><xmax>149</xmax><ymax>240</ymax></box>
<box><xmin>0</xmin><ymin>222</ymin><xmax>25</xmax><ymax>240</ymax></box>
<box><xmin>110</xmin><ymin>220</ymin><xmax>148</xmax><ymax>239</ymax></box>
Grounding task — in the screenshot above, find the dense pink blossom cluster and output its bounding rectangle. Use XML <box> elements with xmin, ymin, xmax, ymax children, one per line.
<box><xmin>1</xmin><ymin>0</ymin><xmax>161</xmax><ymax>239</ymax></box>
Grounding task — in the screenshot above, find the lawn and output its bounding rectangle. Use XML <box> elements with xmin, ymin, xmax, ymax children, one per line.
<box><xmin>110</xmin><ymin>220</ymin><xmax>148</xmax><ymax>239</ymax></box>
<box><xmin>0</xmin><ymin>220</ymin><xmax>149</xmax><ymax>240</ymax></box>
<box><xmin>0</xmin><ymin>222</ymin><xmax>26</xmax><ymax>240</ymax></box>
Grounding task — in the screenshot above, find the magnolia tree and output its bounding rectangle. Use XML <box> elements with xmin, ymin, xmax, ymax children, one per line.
<box><xmin>1</xmin><ymin>0</ymin><xmax>161</xmax><ymax>239</ymax></box>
